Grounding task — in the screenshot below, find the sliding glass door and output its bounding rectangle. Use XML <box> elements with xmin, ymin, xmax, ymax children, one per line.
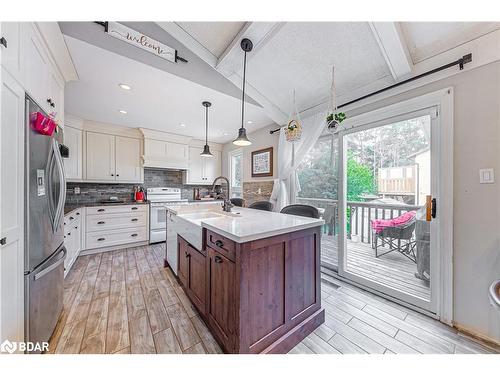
<box><xmin>338</xmin><ymin>108</ymin><xmax>439</xmax><ymax>312</ymax></box>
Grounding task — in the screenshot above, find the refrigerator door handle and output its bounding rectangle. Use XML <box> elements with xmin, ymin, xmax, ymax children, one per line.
<box><xmin>46</xmin><ymin>143</ymin><xmax>57</xmax><ymax>231</ymax></box>
<box><xmin>52</xmin><ymin>139</ymin><xmax>66</xmax><ymax>231</ymax></box>
<box><xmin>33</xmin><ymin>246</ymin><xmax>67</xmax><ymax>281</ymax></box>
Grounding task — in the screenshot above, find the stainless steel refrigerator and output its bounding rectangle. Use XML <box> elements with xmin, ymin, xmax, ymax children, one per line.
<box><xmin>24</xmin><ymin>96</ymin><xmax>67</xmax><ymax>347</ymax></box>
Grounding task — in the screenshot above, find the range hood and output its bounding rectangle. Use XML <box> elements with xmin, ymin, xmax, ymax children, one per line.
<box><xmin>140</xmin><ymin>128</ymin><xmax>191</xmax><ymax>170</ymax></box>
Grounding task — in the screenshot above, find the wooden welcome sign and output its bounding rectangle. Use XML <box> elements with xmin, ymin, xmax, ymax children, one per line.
<box><xmin>103</xmin><ymin>22</ymin><xmax>181</xmax><ymax>63</ymax></box>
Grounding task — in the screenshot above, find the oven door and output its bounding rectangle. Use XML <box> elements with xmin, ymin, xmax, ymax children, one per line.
<box><xmin>150</xmin><ymin>205</ymin><xmax>167</xmax><ymax>231</ymax></box>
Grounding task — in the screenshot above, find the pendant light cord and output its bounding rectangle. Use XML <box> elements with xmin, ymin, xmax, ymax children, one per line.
<box><xmin>241</xmin><ymin>50</ymin><xmax>247</xmax><ymax>130</ymax></box>
<box><xmin>205</xmin><ymin>105</ymin><xmax>209</xmax><ymax>144</ymax></box>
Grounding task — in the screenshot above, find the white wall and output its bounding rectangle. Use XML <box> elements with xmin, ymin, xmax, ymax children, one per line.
<box><xmin>347</xmin><ymin>61</ymin><xmax>500</xmax><ymax>343</ymax></box>
<box><xmin>222</xmin><ymin>124</ymin><xmax>279</xmax><ymax>183</ymax></box>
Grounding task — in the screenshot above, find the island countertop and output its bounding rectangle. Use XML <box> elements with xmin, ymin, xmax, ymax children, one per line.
<box><xmin>167</xmin><ymin>204</ymin><xmax>324</xmax><ymax>243</ymax></box>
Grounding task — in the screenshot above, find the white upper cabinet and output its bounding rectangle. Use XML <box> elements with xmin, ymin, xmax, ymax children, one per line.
<box><xmin>0</xmin><ymin>22</ymin><xmax>23</xmax><ymax>82</ymax></box>
<box><xmin>63</xmin><ymin>126</ymin><xmax>83</xmax><ymax>181</ymax></box>
<box><xmin>22</xmin><ymin>23</ymin><xmax>50</xmax><ymax>112</ymax></box>
<box><xmin>86</xmin><ymin>132</ymin><xmax>143</xmax><ymax>183</ymax></box>
<box><xmin>140</xmin><ymin>128</ymin><xmax>190</xmax><ymax>169</ymax></box>
<box><xmin>204</xmin><ymin>149</ymin><xmax>221</xmax><ymax>183</ymax></box>
<box><xmin>184</xmin><ymin>146</ymin><xmax>222</xmax><ymax>185</ymax></box>
<box><xmin>86</xmin><ymin>132</ymin><xmax>116</xmax><ymax>181</ymax></box>
<box><xmin>48</xmin><ymin>70</ymin><xmax>64</xmax><ymax>125</ymax></box>
<box><xmin>115</xmin><ymin>136</ymin><xmax>142</xmax><ymax>182</ymax></box>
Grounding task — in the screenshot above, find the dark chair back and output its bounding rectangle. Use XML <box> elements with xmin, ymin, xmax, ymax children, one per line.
<box><xmin>230</xmin><ymin>198</ymin><xmax>245</xmax><ymax>207</ymax></box>
<box><xmin>248</xmin><ymin>201</ymin><xmax>273</xmax><ymax>212</ymax></box>
<box><xmin>280</xmin><ymin>204</ymin><xmax>320</xmax><ymax>219</ymax></box>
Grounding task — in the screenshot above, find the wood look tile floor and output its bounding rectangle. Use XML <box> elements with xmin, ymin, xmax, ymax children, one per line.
<box><xmin>49</xmin><ymin>244</ymin><xmax>499</xmax><ymax>355</ymax></box>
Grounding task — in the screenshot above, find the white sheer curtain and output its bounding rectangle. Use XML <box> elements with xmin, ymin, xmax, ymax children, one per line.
<box><xmin>270</xmin><ymin>111</ymin><xmax>327</xmax><ymax>212</ymax></box>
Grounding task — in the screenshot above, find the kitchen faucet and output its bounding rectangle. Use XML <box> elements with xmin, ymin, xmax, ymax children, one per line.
<box><xmin>211</xmin><ymin>176</ymin><xmax>233</xmax><ymax>212</ymax></box>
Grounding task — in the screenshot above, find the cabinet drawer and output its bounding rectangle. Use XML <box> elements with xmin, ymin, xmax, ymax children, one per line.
<box><xmin>206</xmin><ymin>230</ymin><xmax>235</xmax><ymax>262</ymax></box>
<box><xmin>86</xmin><ymin>211</ymin><xmax>148</xmax><ymax>232</ymax></box>
<box><xmin>86</xmin><ymin>204</ymin><xmax>148</xmax><ymax>216</ymax></box>
<box><xmin>86</xmin><ymin>227</ymin><xmax>148</xmax><ymax>250</ymax></box>
<box><xmin>64</xmin><ymin>208</ymin><xmax>83</xmax><ymax>227</ymax></box>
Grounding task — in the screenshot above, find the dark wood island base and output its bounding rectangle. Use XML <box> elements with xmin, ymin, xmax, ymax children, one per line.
<box><xmin>175</xmin><ymin>225</ymin><xmax>325</xmax><ymax>354</ymax></box>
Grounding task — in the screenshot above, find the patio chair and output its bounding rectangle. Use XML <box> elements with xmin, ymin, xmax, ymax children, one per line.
<box><xmin>371</xmin><ymin>212</ymin><xmax>417</xmax><ymax>263</ymax></box>
<box><xmin>230</xmin><ymin>198</ymin><xmax>245</xmax><ymax>207</ymax></box>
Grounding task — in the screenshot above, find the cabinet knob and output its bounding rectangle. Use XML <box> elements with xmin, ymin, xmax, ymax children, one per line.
<box><xmin>97</xmin><ymin>221</ymin><xmax>105</xmax><ymax>224</ymax></box>
<box><xmin>131</xmin><ymin>207</ymin><xmax>138</xmax><ymax>210</ymax></box>
<box><xmin>69</xmin><ymin>216</ymin><xmax>74</xmax><ymax>220</ymax></box>
<box><xmin>131</xmin><ymin>233</ymin><xmax>138</xmax><ymax>237</ymax></box>
<box><xmin>97</xmin><ymin>238</ymin><xmax>105</xmax><ymax>241</ymax></box>
<box><xmin>0</xmin><ymin>37</ymin><xmax>7</xmax><ymax>48</ymax></box>
<box><xmin>97</xmin><ymin>209</ymin><xmax>105</xmax><ymax>212</ymax></box>
<box><xmin>74</xmin><ymin>226</ymin><xmax>78</xmax><ymax>229</ymax></box>
<box><xmin>185</xmin><ymin>251</ymin><xmax>190</xmax><ymax>258</ymax></box>
<box><xmin>214</xmin><ymin>255</ymin><xmax>223</xmax><ymax>263</ymax></box>
<box><xmin>116</xmin><ymin>174</ymin><xmax>120</xmax><ymax>177</ymax></box>
<box><xmin>111</xmin><ymin>173</ymin><xmax>114</xmax><ymax>176</ymax></box>
<box><xmin>0</xmin><ymin>237</ymin><xmax>6</xmax><ymax>245</ymax></box>
<box><xmin>131</xmin><ymin>218</ymin><xmax>138</xmax><ymax>222</ymax></box>
<box><xmin>76</xmin><ymin>212</ymin><xmax>80</xmax><ymax>216</ymax></box>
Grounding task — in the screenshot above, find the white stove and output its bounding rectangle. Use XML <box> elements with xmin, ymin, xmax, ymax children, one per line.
<box><xmin>147</xmin><ymin>187</ymin><xmax>188</xmax><ymax>243</ymax></box>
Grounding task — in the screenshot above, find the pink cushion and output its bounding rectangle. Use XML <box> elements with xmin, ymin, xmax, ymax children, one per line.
<box><xmin>371</xmin><ymin>210</ymin><xmax>416</xmax><ymax>234</ymax></box>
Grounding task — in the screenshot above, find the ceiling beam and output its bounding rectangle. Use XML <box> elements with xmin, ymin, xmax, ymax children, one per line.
<box><xmin>156</xmin><ymin>22</ymin><xmax>219</xmax><ymax>67</ymax></box>
<box><xmin>369</xmin><ymin>22</ymin><xmax>413</xmax><ymax>81</ymax></box>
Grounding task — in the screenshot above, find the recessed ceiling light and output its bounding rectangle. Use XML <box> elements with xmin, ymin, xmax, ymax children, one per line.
<box><xmin>179</xmin><ymin>123</ymin><xmax>186</xmax><ymax>127</ymax></box>
<box><xmin>119</xmin><ymin>83</ymin><xmax>132</xmax><ymax>90</ymax></box>
<box><xmin>118</xmin><ymin>110</ymin><xmax>127</xmax><ymax>114</ymax></box>
<box><xmin>247</xmin><ymin>120</ymin><xmax>253</xmax><ymax>124</ymax></box>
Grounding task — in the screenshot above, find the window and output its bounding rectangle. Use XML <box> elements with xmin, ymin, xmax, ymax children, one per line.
<box><xmin>229</xmin><ymin>149</ymin><xmax>243</xmax><ymax>198</ymax></box>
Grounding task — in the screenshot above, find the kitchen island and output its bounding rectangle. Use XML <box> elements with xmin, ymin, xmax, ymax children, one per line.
<box><xmin>165</xmin><ymin>204</ymin><xmax>325</xmax><ymax>354</ymax></box>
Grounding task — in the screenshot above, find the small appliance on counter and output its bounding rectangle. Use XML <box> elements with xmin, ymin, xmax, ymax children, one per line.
<box><xmin>134</xmin><ymin>186</ymin><xmax>145</xmax><ymax>202</ymax></box>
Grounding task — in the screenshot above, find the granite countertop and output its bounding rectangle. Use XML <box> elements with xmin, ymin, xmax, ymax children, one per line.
<box><xmin>64</xmin><ymin>201</ymin><xmax>149</xmax><ymax>216</ymax></box>
<box><xmin>167</xmin><ymin>204</ymin><xmax>324</xmax><ymax>243</ymax></box>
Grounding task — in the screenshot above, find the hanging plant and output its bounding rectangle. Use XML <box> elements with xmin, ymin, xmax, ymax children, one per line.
<box><xmin>326</xmin><ymin>111</ymin><xmax>347</xmax><ymax>134</ymax></box>
<box><xmin>285</xmin><ymin>90</ymin><xmax>303</xmax><ymax>142</ymax></box>
<box><xmin>326</xmin><ymin>65</ymin><xmax>347</xmax><ymax>134</ymax></box>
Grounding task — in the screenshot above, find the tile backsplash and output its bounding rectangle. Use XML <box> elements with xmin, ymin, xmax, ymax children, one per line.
<box><xmin>65</xmin><ymin>168</ymin><xmax>213</xmax><ymax>205</ymax></box>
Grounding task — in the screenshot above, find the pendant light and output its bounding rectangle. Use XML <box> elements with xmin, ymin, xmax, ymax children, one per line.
<box><xmin>233</xmin><ymin>38</ymin><xmax>253</xmax><ymax>146</ymax></box>
<box><xmin>200</xmin><ymin>101</ymin><xmax>214</xmax><ymax>157</ymax></box>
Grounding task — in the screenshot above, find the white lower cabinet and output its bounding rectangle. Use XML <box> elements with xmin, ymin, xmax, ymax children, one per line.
<box><xmin>63</xmin><ymin>208</ymin><xmax>83</xmax><ymax>277</ymax></box>
<box><xmin>85</xmin><ymin>204</ymin><xmax>149</xmax><ymax>250</ymax></box>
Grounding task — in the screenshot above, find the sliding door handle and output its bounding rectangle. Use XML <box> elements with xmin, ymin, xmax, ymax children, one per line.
<box><xmin>431</xmin><ymin>198</ymin><xmax>437</xmax><ymax>219</ymax></box>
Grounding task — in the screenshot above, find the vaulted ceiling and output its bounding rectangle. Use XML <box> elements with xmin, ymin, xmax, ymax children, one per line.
<box><xmin>61</xmin><ymin>21</ymin><xmax>500</xmax><ymax>143</ymax></box>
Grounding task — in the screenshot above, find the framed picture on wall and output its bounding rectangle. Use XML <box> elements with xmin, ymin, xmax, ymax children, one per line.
<box><xmin>251</xmin><ymin>147</ymin><xmax>273</xmax><ymax>177</ymax></box>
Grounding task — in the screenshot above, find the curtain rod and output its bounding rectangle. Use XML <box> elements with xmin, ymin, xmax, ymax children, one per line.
<box><xmin>270</xmin><ymin>53</ymin><xmax>472</xmax><ymax>135</ymax></box>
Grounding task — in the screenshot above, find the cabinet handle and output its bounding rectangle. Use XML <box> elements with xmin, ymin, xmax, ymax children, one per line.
<box><xmin>131</xmin><ymin>207</ymin><xmax>138</xmax><ymax>210</ymax></box>
<box><xmin>0</xmin><ymin>237</ymin><xmax>6</xmax><ymax>245</ymax></box>
<box><xmin>97</xmin><ymin>209</ymin><xmax>105</xmax><ymax>212</ymax></box>
<box><xmin>116</xmin><ymin>174</ymin><xmax>120</xmax><ymax>177</ymax></box>
<box><xmin>214</xmin><ymin>255</ymin><xmax>223</xmax><ymax>263</ymax></box>
<box><xmin>185</xmin><ymin>251</ymin><xmax>190</xmax><ymax>258</ymax></box>
<box><xmin>215</xmin><ymin>240</ymin><xmax>224</xmax><ymax>248</ymax></box>
<box><xmin>69</xmin><ymin>216</ymin><xmax>74</xmax><ymax>220</ymax></box>
<box><xmin>97</xmin><ymin>238</ymin><xmax>105</xmax><ymax>241</ymax></box>
<box><xmin>76</xmin><ymin>212</ymin><xmax>80</xmax><ymax>216</ymax></box>
<box><xmin>67</xmin><ymin>232</ymin><xmax>71</xmax><ymax>236</ymax></box>
<box><xmin>131</xmin><ymin>218</ymin><xmax>138</xmax><ymax>222</ymax></box>
<box><xmin>111</xmin><ymin>173</ymin><xmax>114</xmax><ymax>176</ymax></box>
<box><xmin>131</xmin><ymin>233</ymin><xmax>138</xmax><ymax>237</ymax></box>
<box><xmin>97</xmin><ymin>221</ymin><xmax>105</xmax><ymax>224</ymax></box>
<box><xmin>0</xmin><ymin>37</ymin><xmax>7</xmax><ymax>48</ymax></box>
<box><xmin>74</xmin><ymin>226</ymin><xmax>78</xmax><ymax>229</ymax></box>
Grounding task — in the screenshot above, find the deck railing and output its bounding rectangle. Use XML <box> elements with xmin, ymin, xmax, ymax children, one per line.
<box><xmin>296</xmin><ymin>197</ymin><xmax>421</xmax><ymax>244</ymax></box>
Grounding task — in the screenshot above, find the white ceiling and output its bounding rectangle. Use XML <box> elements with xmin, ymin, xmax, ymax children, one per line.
<box><xmin>243</xmin><ymin>22</ymin><xmax>393</xmax><ymax>115</ymax></box>
<box><xmin>176</xmin><ymin>22</ymin><xmax>245</xmax><ymax>58</ymax></box>
<box><xmin>64</xmin><ymin>36</ymin><xmax>272</xmax><ymax>143</ymax></box>
<box><xmin>400</xmin><ymin>22</ymin><xmax>500</xmax><ymax>63</ymax></box>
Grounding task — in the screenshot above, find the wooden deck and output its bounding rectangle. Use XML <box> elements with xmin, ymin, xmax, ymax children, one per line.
<box><xmin>321</xmin><ymin>235</ymin><xmax>431</xmax><ymax>301</ymax></box>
